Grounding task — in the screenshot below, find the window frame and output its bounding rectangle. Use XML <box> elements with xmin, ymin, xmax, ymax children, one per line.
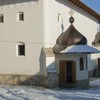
<box><xmin>79</xmin><ymin>57</ymin><xmax>84</xmax><ymax>71</ymax></box>
<box><xmin>16</xmin><ymin>42</ymin><xmax>25</xmax><ymax>57</ymax></box>
<box><xmin>17</xmin><ymin>12</ymin><xmax>24</xmax><ymax>22</ymax></box>
<box><xmin>0</xmin><ymin>14</ymin><xmax>4</xmax><ymax>23</ymax></box>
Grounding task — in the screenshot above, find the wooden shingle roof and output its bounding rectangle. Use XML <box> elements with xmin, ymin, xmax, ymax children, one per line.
<box><xmin>53</xmin><ymin>16</ymin><xmax>87</xmax><ymax>53</ymax></box>
<box><xmin>43</xmin><ymin>48</ymin><xmax>55</xmax><ymax>57</ymax></box>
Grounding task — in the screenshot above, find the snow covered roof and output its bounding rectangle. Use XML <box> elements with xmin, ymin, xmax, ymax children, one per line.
<box><xmin>60</xmin><ymin>45</ymin><xmax>100</xmax><ymax>54</ymax></box>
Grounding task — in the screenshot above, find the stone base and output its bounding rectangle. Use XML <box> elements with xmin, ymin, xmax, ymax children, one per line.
<box><xmin>0</xmin><ymin>74</ymin><xmax>46</xmax><ymax>86</ymax></box>
<box><xmin>59</xmin><ymin>79</ymin><xmax>89</xmax><ymax>88</ymax></box>
<box><xmin>46</xmin><ymin>72</ymin><xmax>58</xmax><ymax>88</ymax></box>
<box><xmin>76</xmin><ymin>79</ymin><xmax>89</xmax><ymax>87</ymax></box>
<box><xmin>0</xmin><ymin>74</ymin><xmax>89</xmax><ymax>88</ymax></box>
<box><xmin>0</xmin><ymin>73</ymin><xmax>58</xmax><ymax>88</ymax></box>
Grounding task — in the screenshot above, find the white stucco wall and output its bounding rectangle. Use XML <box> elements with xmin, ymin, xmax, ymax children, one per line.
<box><xmin>55</xmin><ymin>54</ymin><xmax>88</xmax><ymax>80</ymax></box>
<box><xmin>46</xmin><ymin>57</ymin><xmax>56</xmax><ymax>72</ymax></box>
<box><xmin>0</xmin><ymin>0</ymin><xmax>44</xmax><ymax>75</ymax></box>
<box><xmin>0</xmin><ymin>0</ymin><xmax>99</xmax><ymax>76</ymax></box>
<box><xmin>43</xmin><ymin>0</ymin><xmax>99</xmax><ymax>71</ymax></box>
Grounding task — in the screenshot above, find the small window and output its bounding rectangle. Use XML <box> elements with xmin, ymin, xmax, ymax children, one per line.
<box><xmin>80</xmin><ymin>57</ymin><xmax>84</xmax><ymax>71</ymax></box>
<box><xmin>17</xmin><ymin>12</ymin><xmax>24</xmax><ymax>21</ymax></box>
<box><xmin>17</xmin><ymin>42</ymin><xmax>25</xmax><ymax>56</ymax></box>
<box><xmin>0</xmin><ymin>14</ymin><xmax>4</xmax><ymax>23</ymax></box>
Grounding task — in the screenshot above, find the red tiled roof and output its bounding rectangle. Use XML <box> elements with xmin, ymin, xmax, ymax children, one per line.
<box><xmin>68</xmin><ymin>0</ymin><xmax>100</xmax><ymax>20</ymax></box>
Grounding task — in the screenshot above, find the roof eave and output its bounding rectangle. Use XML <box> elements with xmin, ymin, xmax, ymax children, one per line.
<box><xmin>68</xmin><ymin>0</ymin><xmax>100</xmax><ymax>20</ymax></box>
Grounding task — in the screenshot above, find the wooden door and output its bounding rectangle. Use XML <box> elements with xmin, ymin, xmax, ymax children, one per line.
<box><xmin>98</xmin><ymin>58</ymin><xmax>100</xmax><ymax>70</ymax></box>
<box><xmin>59</xmin><ymin>61</ymin><xmax>66</xmax><ymax>86</ymax></box>
<box><xmin>59</xmin><ymin>60</ymin><xmax>76</xmax><ymax>87</ymax></box>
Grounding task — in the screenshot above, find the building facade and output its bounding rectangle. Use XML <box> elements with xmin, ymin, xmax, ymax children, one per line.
<box><xmin>0</xmin><ymin>0</ymin><xmax>100</xmax><ymax>87</ymax></box>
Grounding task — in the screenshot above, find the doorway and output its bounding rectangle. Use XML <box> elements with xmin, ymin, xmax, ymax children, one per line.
<box><xmin>67</xmin><ymin>61</ymin><xmax>73</xmax><ymax>83</ymax></box>
<box><xmin>59</xmin><ymin>60</ymin><xmax>76</xmax><ymax>87</ymax></box>
<box><xmin>98</xmin><ymin>58</ymin><xmax>100</xmax><ymax>70</ymax></box>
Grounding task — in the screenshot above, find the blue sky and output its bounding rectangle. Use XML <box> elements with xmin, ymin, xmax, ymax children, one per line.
<box><xmin>81</xmin><ymin>0</ymin><xmax>100</xmax><ymax>14</ymax></box>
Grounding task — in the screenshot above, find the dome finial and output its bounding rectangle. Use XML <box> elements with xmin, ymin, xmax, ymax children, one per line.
<box><xmin>69</xmin><ymin>9</ymin><xmax>74</xmax><ymax>24</ymax></box>
<box><xmin>69</xmin><ymin>9</ymin><xmax>74</xmax><ymax>16</ymax></box>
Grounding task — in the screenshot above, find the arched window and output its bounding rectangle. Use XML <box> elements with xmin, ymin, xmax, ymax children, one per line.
<box><xmin>80</xmin><ymin>57</ymin><xmax>84</xmax><ymax>70</ymax></box>
<box><xmin>17</xmin><ymin>12</ymin><xmax>24</xmax><ymax>21</ymax></box>
<box><xmin>17</xmin><ymin>42</ymin><xmax>25</xmax><ymax>56</ymax></box>
<box><xmin>0</xmin><ymin>14</ymin><xmax>4</xmax><ymax>23</ymax></box>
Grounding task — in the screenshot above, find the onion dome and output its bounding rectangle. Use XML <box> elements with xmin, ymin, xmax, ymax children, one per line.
<box><xmin>53</xmin><ymin>16</ymin><xmax>87</xmax><ymax>53</ymax></box>
<box><xmin>56</xmin><ymin>24</ymin><xmax>87</xmax><ymax>46</ymax></box>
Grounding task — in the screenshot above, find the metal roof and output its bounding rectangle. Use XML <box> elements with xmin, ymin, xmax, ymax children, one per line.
<box><xmin>60</xmin><ymin>45</ymin><xmax>100</xmax><ymax>54</ymax></box>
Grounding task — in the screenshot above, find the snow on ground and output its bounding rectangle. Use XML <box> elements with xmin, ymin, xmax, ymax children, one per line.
<box><xmin>90</xmin><ymin>78</ymin><xmax>100</xmax><ymax>87</ymax></box>
<box><xmin>0</xmin><ymin>78</ymin><xmax>100</xmax><ymax>100</ymax></box>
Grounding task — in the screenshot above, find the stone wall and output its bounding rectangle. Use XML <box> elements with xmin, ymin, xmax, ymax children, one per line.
<box><xmin>0</xmin><ymin>74</ymin><xmax>46</xmax><ymax>86</ymax></box>
<box><xmin>0</xmin><ymin>74</ymin><xmax>89</xmax><ymax>88</ymax></box>
<box><xmin>46</xmin><ymin>72</ymin><xmax>58</xmax><ymax>88</ymax></box>
<box><xmin>0</xmin><ymin>73</ymin><xmax>58</xmax><ymax>88</ymax></box>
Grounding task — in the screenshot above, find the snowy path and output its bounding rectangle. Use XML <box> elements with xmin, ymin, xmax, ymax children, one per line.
<box><xmin>0</xmin><ymin>79</ymin><xmax>100</xmax><ymax>100</ymax></box>
<box><xmin>0</xmin><ymin>86</ymin><xmax>100</xmax><ymax>100</ymax></box>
